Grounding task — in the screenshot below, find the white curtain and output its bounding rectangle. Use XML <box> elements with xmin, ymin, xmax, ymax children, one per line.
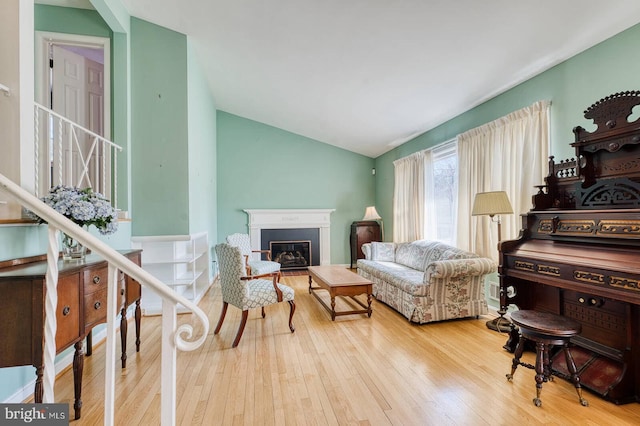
<box><xmin>393</xmin><ymin>151</ymin><xmax>426</xmax><ymax>242</ymax></box>
<box><xmin>456</xmin><ymin>100</ymin><xmax>550</xmax><ymax>260</ymax></box>
<box><xmin>422</xmin><ymin>149</ymin><xmax>437</xmax><ymax>240</ymax></box>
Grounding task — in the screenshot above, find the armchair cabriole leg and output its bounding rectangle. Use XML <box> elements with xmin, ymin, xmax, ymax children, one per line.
<box><xmin>288</xmin><ymin>300</ymin><xmax>296</xmax><ymax>333</ymax></box>
<box><xmin>232</xmin><ymin>311</ymin><xmax>249</xmax><ymax>348</ymax></box>
<box><xmin>214</xmin><ymin>302</ymin><xmax>228</xmax><ymax>334</ymax></box>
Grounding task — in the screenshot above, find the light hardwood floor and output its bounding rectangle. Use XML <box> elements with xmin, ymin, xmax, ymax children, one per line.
<box><xmin>52</xmin><ymin>274</ymin><xmax>640</xmax><ymax>425</ymax></box>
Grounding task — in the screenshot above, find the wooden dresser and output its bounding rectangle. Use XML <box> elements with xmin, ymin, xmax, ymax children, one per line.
<box><xmin>0</xmin><ymin>249</ymin><xmax>142</xmax><ymax>419</ymax></box>
<box><xmin>350</xmin><ymin>220</ymin><xmax>381</xmax><ymax>268</ymax></box>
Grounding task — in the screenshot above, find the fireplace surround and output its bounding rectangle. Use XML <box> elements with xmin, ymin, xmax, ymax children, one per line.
<box><xmin>244</xmin><ymin>209</ymin><xmax>334</xmax><ymax>266</ymax></box>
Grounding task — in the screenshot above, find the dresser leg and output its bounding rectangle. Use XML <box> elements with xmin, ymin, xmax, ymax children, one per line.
<box><xmin>85</xmin><ymin>331</ymin><xmax>92</xmax><ymax>356</ymax></box>
<box><xmin>73</xmin><ymin>341</ymin><xmax>84</xmax><ymax>420</ymax></box>
<box><xmin>135</xmin><ymin>299</ymin><xmax>142</xmax><ymax>352</ymax></box>
<box><xmin>120</xmin><ymin>307</ymin><xmax>128</xmax><ymax>368</ymax></box>
<box><xmin>34</xmin><ymin>365</ymin><xmax>44</xmax><ymax>403</ymax></box>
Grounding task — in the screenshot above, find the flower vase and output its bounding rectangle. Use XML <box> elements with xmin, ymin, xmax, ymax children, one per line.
<box><xmin>62</xmin><ymin>233</ymin><xmax>87</xmax><ymax>261</ymax></box>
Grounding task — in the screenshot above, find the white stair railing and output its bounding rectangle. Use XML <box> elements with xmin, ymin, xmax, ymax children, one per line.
<box><xmin>33</xmin><ymin>102</ymin><xmax>122</xmax><ymax>209</ymax></box>
<box><xmin>0</xmin><ymin>173</ymin><xmax>209</xmax><ymax>426</ymax></box>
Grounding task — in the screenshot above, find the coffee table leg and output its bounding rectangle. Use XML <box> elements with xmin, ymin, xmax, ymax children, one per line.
<box><xmin>308</xmin><ymin>275</ymin><xmax>312</xmax><ymax>294</ymax></box>
<box><xmin>367</xmin><ymin>293</ymin><xmax>372</xmax><ymax>317</ymax></box>
<box><xmin>331</xmin><ymin>296</ymin><xmax>336</xmax><ymax>321</ymax></box>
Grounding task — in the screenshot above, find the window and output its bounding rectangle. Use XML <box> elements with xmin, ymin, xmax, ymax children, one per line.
<box><xmin>425</xmin><ymin>141</ymin><xmax>458</xmax><ymax>245</ymax></box>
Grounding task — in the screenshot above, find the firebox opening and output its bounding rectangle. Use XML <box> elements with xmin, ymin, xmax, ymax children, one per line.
<box><xmin>270</xmin><ymin>240</ymin><xmax>311</xmax><ymax>270</ymax></box>
<box><xmin>261</xmin><ymin>228</ymin><xmax>320</xmax><ymax>268</ymax></box>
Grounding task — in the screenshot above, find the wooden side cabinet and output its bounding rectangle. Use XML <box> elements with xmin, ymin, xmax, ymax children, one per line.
<box><xmin>350</xmin><ymin>221</ymin><xmax>381</xmax><ymax>268</ymax></box>
<box><xmin>0</xmin><ymin>250</ymin><xmax>142</xmax><ymax>420</ymax></box>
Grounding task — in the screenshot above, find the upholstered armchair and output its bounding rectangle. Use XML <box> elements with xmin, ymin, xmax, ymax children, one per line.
<box><xmin>226</xmin><ymin>233</ymin><xmax>281</xmax><ymax>279</ymax></box>
<box><xmin>214</xmin><ymin>243</ymin><xmax>295</xmax><ymax>347</ymax></box>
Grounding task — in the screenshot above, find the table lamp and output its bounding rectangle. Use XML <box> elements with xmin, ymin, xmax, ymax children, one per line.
<box><xmin>363</xmin><ymin>206</ymin><xmax>384</xmax><ymax>240</ymax></box>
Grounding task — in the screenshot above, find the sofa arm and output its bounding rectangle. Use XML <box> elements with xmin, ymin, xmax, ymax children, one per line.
<box><xmin>361</xmin><ymin>243</ymin><xmax>371</xmax><ymax>259</ymax></box>
<box><xmin>425</xmin><ymin>258</ymin><xmax>496</xmax><ymax>281</ymax></box>
<box><xmin>363</xmin><ymin>242</ymin><xmax>396</xmax><ymax>261</ymax></box>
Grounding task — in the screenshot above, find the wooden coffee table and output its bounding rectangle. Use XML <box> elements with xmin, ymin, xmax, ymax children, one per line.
<box><xmin>308</xmin><ymin>265</ymin><xmax>373</xmax><ymax>320</ymax></box>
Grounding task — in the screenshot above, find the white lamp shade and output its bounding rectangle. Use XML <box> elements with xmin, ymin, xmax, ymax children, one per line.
<box><xmin>362</xmin><ymin>206</ymin><xmax>382</xmax><ymax>221</ymax></box>
<box><xmin>471</xmin><ymin>191</ymin><xmax>514</xmax><ymax>216</ymax></box>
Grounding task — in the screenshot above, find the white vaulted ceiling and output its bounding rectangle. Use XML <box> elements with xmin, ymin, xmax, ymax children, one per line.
<box><xmin>40</xmin><ymin>1</ymin><xmax>640</xmax><ymax>157</ymax></box>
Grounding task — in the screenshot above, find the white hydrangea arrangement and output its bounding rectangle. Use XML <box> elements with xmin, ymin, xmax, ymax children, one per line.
<box><xmin>30</xmin><ymin>185</ymin><xmax>118</xmax><ymax>235</ymax></box>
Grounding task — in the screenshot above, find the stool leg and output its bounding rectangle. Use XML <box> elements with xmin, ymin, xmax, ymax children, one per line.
<box><xmin>506</xmin><ymin>336</ymin><xmax>526</xmax><ymax>381</ymax></box>
<box><xmin>563</xmin><ymin>346</ymin><xmax>589</xmax><ymax>407</ymax></box>
<box><xmin>533</xmin><ymin>341</ymin><xmax>545</xmax><ymax>407</ymax></box>
<box><xmin>543</xmin><ymin>345</ymin><xmax>553</xmax><ymax>382</ymax></box>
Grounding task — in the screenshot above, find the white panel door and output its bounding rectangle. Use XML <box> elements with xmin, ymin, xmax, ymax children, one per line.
<box><xmin>52</xmin><ymin>45</ymin><xmax>85</xmax><ymax>127</ymax></box>
<box><xmin>52</xmin><ymin>45</ymin><xmax>86</xmax><ymax>188</ymax></box>
<box><xmin>86</xmin><ymin>57</ymin><xmax>107</xmax><ymax>191</ymax></box>
<box><xmin>86</xmin><ymin>57</ymin><xmax>104</xmax><ymax>136</ymax></box>
<box><xmin>51</xmin><ymin>45</ymin><xmax>105</xmax><ymax>190</ymax></box>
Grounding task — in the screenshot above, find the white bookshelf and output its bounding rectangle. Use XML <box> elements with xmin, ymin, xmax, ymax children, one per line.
<box><xmin>131</xmin><ymin>232</ymin><xmax>211</xmax><ymax>315</ymax></box>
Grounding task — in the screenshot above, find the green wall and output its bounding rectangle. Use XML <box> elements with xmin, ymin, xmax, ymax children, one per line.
<box><xmin>375</xmin><ymin>22</ymin><xmax>640</xmax><ymax>238</ymax></box>
<box><xmin>112</xmin><ymin>30</ymin><xmax>131</xmax><ymax>213</ymax></box>
<box><xmin>130</xmin><ymin>18</ymin><xmax>189</xmax><ymax>235</ymax></box>
<box><xmin>187</xmin><ymin>41</ymin><xmax>218</xmax><ymax>261</ymax></box>
<box><xmin>34</xmin><ymin>5</ymin><xmax>111</xmax><ymax>37</ymax></box>
<box><xmin>216</xmin><ymin>111</ymin><xmax>376</xmax><ymax>264</ymax></box>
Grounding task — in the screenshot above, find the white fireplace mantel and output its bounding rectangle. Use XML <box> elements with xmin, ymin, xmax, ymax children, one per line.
<box><xmin>244</xmin><ymin>209</ymin><xmax>335</xmax><ymax>265</ymax></box>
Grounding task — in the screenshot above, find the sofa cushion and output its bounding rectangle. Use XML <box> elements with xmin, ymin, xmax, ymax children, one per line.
<box><xmin>369</xmin><ymin>242</ymin><xmax>396</xmax><ymax>261</ymax></box>
<box><xmin>441</xmin><ymin>247</ymin><xmax>478</xmax><ymax>261</ymax></box>
<box><xmin>357</xmin><ymin>259</ymin><xmax>428</xmax><ymax>296</ymax></box>
<box><xmin>395</xmin><ymin>240</ymin><xmax>446</xmax><ymax>271</ymax></box>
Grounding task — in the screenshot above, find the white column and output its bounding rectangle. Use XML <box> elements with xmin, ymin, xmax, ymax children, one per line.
<box><xmin>0</xmin><ymin>0</ymin><xmax>34</xmax><ymax>219</ymax></box>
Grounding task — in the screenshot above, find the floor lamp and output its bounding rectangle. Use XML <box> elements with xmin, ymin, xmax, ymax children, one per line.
<box><xmin>472</xmin><ymin>191</ymin><xmax>513</xmax><ymax>333</ymax></box>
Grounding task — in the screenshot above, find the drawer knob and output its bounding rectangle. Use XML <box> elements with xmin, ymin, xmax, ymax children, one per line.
<box><xmin>62</xmin><ymin>306</ymin><xmax>71</xmax><ymax>316</ymax></box>
<box><xmin>94</xmin><ymin>301</ymin><xmax>102</xmax><ymax>310</ymax></box>
<box><xmin>93</xmin><ymin>275</ymin><xmax>101</xmax><ymax>284</ymax></box>
<box><xmin>578</xmin><ymin>297</ymin><xmax>585</xmax><ymax>303</ymax></box>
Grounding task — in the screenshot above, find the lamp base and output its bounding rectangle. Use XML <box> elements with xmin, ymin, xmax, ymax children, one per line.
<box><xmin>485</xmin><ymin>316</ymin><xmax>512</xmax><ymax>333</ymax></box>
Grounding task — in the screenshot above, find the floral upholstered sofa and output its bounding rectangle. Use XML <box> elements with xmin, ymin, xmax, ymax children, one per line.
<box><xmin>357</xmin><ymin>240</ymin><xmax>496</xmax><ymax>324</ymax></box>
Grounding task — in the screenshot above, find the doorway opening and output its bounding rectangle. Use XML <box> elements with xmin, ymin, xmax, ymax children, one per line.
<box><xmin>34</xmin><ymin>32</ymin><xmax>112</xmax><ymax>197</ymax></box>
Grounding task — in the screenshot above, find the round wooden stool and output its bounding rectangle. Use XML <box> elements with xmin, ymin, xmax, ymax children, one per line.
<box><xmin>505</xmin><ymin>310</ymin><xmax>588</xmax><ymax>407</ymax></box>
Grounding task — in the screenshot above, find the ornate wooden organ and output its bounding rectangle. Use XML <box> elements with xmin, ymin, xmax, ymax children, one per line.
<box><xmin>499</xmin><ymin>91</ymin><xmax>640</xmax><ymax>404</ymax></box>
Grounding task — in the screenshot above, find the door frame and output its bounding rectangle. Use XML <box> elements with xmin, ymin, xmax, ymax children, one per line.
<box><xmin>34</xmin><ymin>31</ymin><xmax>111</xmax><ymax>139</ymax></box>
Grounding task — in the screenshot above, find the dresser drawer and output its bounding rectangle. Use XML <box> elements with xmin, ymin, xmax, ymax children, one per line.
<box><xmin>125</xmin><ymin>276</ymin><xmax>141</xmax><ymax>307</ymax></box>
<box><xmin>84</xmin><ymin>266</ymin><xmax>108</xmax><ymax>294</ymax></box>
<box><xmin>85</xmin><ymin>285</ymin><xmax>127</xmax><ymax>329</ymax></box>
<box><xmin>56</xmin><ymin>273</ymin><xmax>82</xmax><ymax>351</ymax></box>
<box><xmin>84</xmin><ymin>287</ymin><xmax>108</xmax><ymax>329</ymax></box>
<box><xmin>84</xmin><ymin>266</ymin><xmax>126</xmax><ymax>295</ymax></box>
